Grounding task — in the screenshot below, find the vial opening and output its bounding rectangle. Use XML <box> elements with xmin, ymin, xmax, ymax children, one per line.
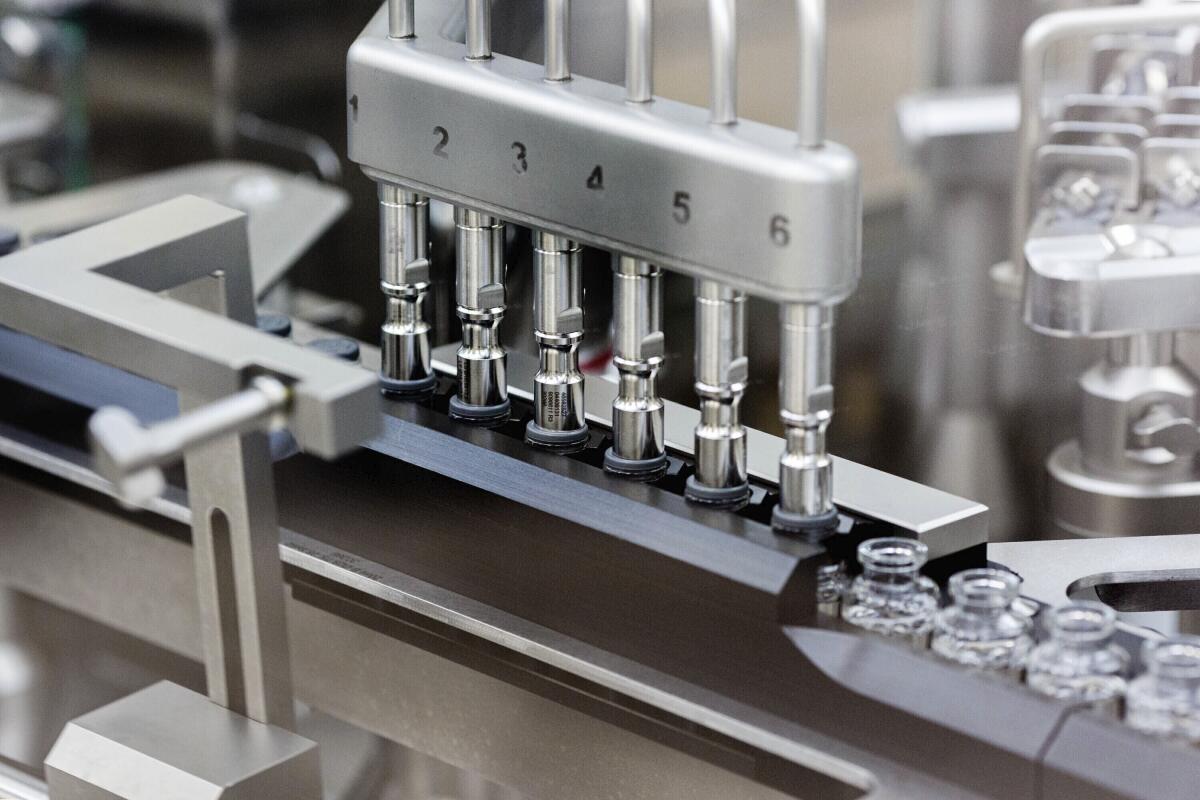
<box><xmin>948</xmin><ymin>569</ymin><xmax>1020</xmax><ymax>609</ymax></box>
<box><xmin>857</xmin><ymin>537</ymin><xmax>928</xmax><ymax>574</ymax></box>
<box><xmin>1143</xmin><ymin>636</ymin><xmax>1200</xmax><ymax>681</ymax></box>
<box><xmin>1046</xmin><ymin>601</ymin><xmax>1115</xmax><ymax>644</ymax></box>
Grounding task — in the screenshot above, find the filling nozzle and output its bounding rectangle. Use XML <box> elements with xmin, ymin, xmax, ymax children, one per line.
<box><xmin>450</xmin><ymin>207</ymin><xmax>510</xmax><ymax>422</ymax></box>
<box><xmin>686</xmin><ymin>280</ymin><xmax>750</xmax><ymax>506</ymax></box>
<box><xmin>379</xmin><ymin>185</ymin><xmax>436</xmax><ymax>397</ymax></box>
<box><xmin>773</xmin><ymin>302</ymin><xmax>838</xmax><ymax>533</ymax></box>
<box><xmin>604</xmin><ymin>255</ymin><xmax>667</xmax><ymax>479</ymax></box>
<box><xmin>527</xmin><ymin>232</ymin><xmax>588</xmax><ymax>448</ymax></box>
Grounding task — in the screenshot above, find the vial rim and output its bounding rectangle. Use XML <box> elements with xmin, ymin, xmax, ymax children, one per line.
<box><xmin>1045</xmin><ymin>601</ymin><xmax>1116</xmax><ymax>644</ymax></box>
<box><xmin>1142</xmin><ymin>635</ymin><xmax>1200</xmax><ymax>680</ymax></box>
<box><xmin>857</xmin><ymin>537</ymin><xmax>928</xmax><ymax>574</ymax></box>
<box><xmin>948</xmin><ymin>568</ymin><xmax>1021</xmax><ymax>609</ymax></box>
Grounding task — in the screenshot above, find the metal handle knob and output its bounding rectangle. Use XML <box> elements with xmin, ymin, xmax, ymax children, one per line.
<box><xmin>89</xmin><ymin>375</ymin><xmax>290</xmax><ymax>506</ymax></box>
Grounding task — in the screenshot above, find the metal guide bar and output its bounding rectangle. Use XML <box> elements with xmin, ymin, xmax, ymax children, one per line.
<box><xmin>348</xmin><ymin>5</ymin><xmax>860</xmax><ymax>304</ymax></box>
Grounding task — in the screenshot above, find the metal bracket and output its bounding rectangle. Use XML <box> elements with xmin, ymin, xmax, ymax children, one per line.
<box><xmin>0</xmin><ymin>197</ymin><xmax>378</xmax><ymax>799</ymax></box>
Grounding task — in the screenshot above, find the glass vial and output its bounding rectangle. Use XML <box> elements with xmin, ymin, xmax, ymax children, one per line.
<box><xmin>841</xmin><ymin>538</ymin><xmax>939</xmax><ymax>644</ymax></box>
<box><xmin>931</xmin><ymin>569</ymin><xmax>1032</xmax><ymax>673</ymax></box>
<box><xmin>1026</xmin><ymin>602</ymin><xmax>1129</xmax><ymax>711</ymax></box>
<box><xmin>1125</xmin><ymin>636</ymin><xmax>1200</xmax><ymax>744</ymax></box>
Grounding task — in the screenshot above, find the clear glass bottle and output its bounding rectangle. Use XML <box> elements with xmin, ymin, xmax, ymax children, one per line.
<box><xmin>1125</xmin><ymin>636</ymin><xmax>1200</xmax><ymax>744</ymax></box>
<box><xmin>1026</xmin><ymin>602</ymin><xmax>1129</xmax><ymax>710</ymax></box>
<box><xmin>931</xmin><ymin>568</ymin><xmax>1032</xmax><ymax>673</ymax></box>
<box><xmin>841</xmin><ymin>538</ymin><xmax>940</xmax><ymax>643</ymax></box>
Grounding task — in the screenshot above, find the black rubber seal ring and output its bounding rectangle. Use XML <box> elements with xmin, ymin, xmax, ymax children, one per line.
<box><xmin>526</xmin><ymin>421</ymin><xmax>590</xmax><ymax>449</ymax></box>
<box><xmin>603</xmin><ymin>448</ymin><xmax>668</xmax><ymax>481</ymax></box>
<box><xmin>380</xmin><ymin>373</ymin><xmax>438</xmax><ymax>398</ymax></box>
<box><xmin>772</xmin><ymin>505</ymin><xmax>841</xmax><ymax>535</ymax></box>
<box><xmin>684</xmin><ymin>476</ymin><xmax>751</xmax><ymax>509</ymax></box>
<box><xmin>449</xmin><ymin>395</ymin><xmax>511</xmax><ymax>422</ymax></box>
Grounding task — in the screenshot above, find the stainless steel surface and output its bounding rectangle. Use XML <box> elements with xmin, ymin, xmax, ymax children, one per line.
<box><xmin>349</xmin><ymin>2</ymin><xmax>861</xmax><ymax>304</ymax></box>
<box><xmin>794</xmin><ymin>0</ymin><xmax>825</xmax><ymax>149</ymax></box>
<box><xmin>543</xmin><ymin>0</ymin><xmax>570</xmax><ymax>83</ymax></box>
<box><xmin>453</xmin><ymin>207</ymin><xmax>509</xmax><ymax>414</ymax></box>
<box><xmin>689</xmin><ymin>279</ymin><xmax>749</xmax><ymax>501</ymax></box>
<box><xmin>44</xmin><ymin>681</ymin><xmax>321</xmax><ymax>800</ymax></box>
<box><xmin>389</xmin><ymin>0</ymin><xmax>415</xmax><ymax>39</ymax></box>
<box><xmin>687</xmin><ymin>0</ymin><xmax>747</xmax><ymax>503</ymax></box>
<box><xmin>466</xmin><ymin>0</ymin><xmax>491</xmax><ymax>61</ymax></box>
<box><xmin>1023</xmin><ymin>223</ymin><xmax>1200</xmax><ymax>338</ymax></box>
<box><xmin>433</xmin><ymin>343</ymin><xmax>989</xmax><ymax>557</ymax></box>
<box><xmin>706</xmin><ymin>0</ymin><xmax>736</xmax><ymax>127</ymax></box>
<box><xmin>775</xmin><ymin>303</ymin><xmax>836</xmax><ymax>527</ymax></box>
<box><xmin>990</xmin><ymin>534</ymin><xmax>1200</xmax><ymax>613</ymax></box>
<box><xmin>529</xmin><ymin>231</ymin><xmax>586</xmax><ymax>442</ymax></box>
<box><xmin>379</xmin><ymin>185</ymin><xmax>435</xmax><ymax>392</ymax></box>
<box><xmin>625</xmin><ymin>0</ymin><xmax>653</xmax><ymax>104</ymax></box>
<box><xmin>607</xmin><ymin>254</ymin><xmax>667</xmax><ymax>473</ymax></box>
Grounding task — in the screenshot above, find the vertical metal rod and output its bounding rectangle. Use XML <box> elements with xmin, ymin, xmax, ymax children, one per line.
<box><xmin>626</xmin><ymin>0</ymin><xmax>653</xmax><ymax>102</ymax></box>
<box><xmin>605</xmin><ymin>256</ymin><xmax>667</xmax><ymax>480</ymax></box>
<box><xmin>707</xmin><ymin>0</ymin><xmax>737</xmax><ymax>125</ymax></box>
<box><xmin>379</xmin><ymin>185</ymin><xmax>435</xmax><ymax>396</ymax></box>
<box><xmin>686</xmin><ymin>281</ymin><xmax>749</xmax><ymax>506</ymax></box>
<box><xmin>774</xmin><ymin>304</ymin><xmax>837</xmax><ymax>532</ymax></box>
<box><xmin>795</xmin><ymin>0</ymin><xmax>825</xmax><ymax>147</ymax></box>
<box><xmin>450</xmin><ymin>208</ymin><xmax>509</xmax><ymax>422</ymax></box>
<box><xmin>466</xmin><ymin>0</ymin><xmax>492</xmax><ymax>60</ymax></box>
<box><xmin>686</xmin><ymin>0</ymin><xmax>747</xmax><ymax>506</ymax></box>
<box><xmin>528</xmin><ymin>233</ymin><xmax>588</xmax><ymax>448</ymax></box>
<box><xmin>389</xmin><ymin>0</ymin><xmax>415</xmax><ymax>38</ymax></box>
<box><xmin>545</xmin><ymin>0</ymin><xmax>571</xmax><ymax>81</ymax></box>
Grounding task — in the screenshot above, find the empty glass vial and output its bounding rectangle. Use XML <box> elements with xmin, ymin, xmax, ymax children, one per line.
<box><xmin>931</xmin><ymin>569</ymin><xmax>1033</xmax><ymax>673</ymax></box>
<box><xmin>841</xmin><ymin>538</ymin><xmax>940</xmax><ymax>643</ymax></box>
<box><xmin>1125</xmin><ymin>636</ymin><xmax>1200</xmax><ymax>744</ymax></box>
<box><xmin>1026</xmin><ymin>602</ymin><xmax>1129</xmax><ymax>710</ymax></box>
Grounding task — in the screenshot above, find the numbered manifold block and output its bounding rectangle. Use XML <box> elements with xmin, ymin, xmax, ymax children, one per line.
<box><xmin>348</xmin><ymin>4</ymin><xmax>861</xmax><ymax>304</ymax></box>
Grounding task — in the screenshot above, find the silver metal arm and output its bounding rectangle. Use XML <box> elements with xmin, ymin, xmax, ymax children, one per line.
<box><xmin>626</xmin><ymin>0</ymin><xmax>653</xmax><ymax>103</ymax></box>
